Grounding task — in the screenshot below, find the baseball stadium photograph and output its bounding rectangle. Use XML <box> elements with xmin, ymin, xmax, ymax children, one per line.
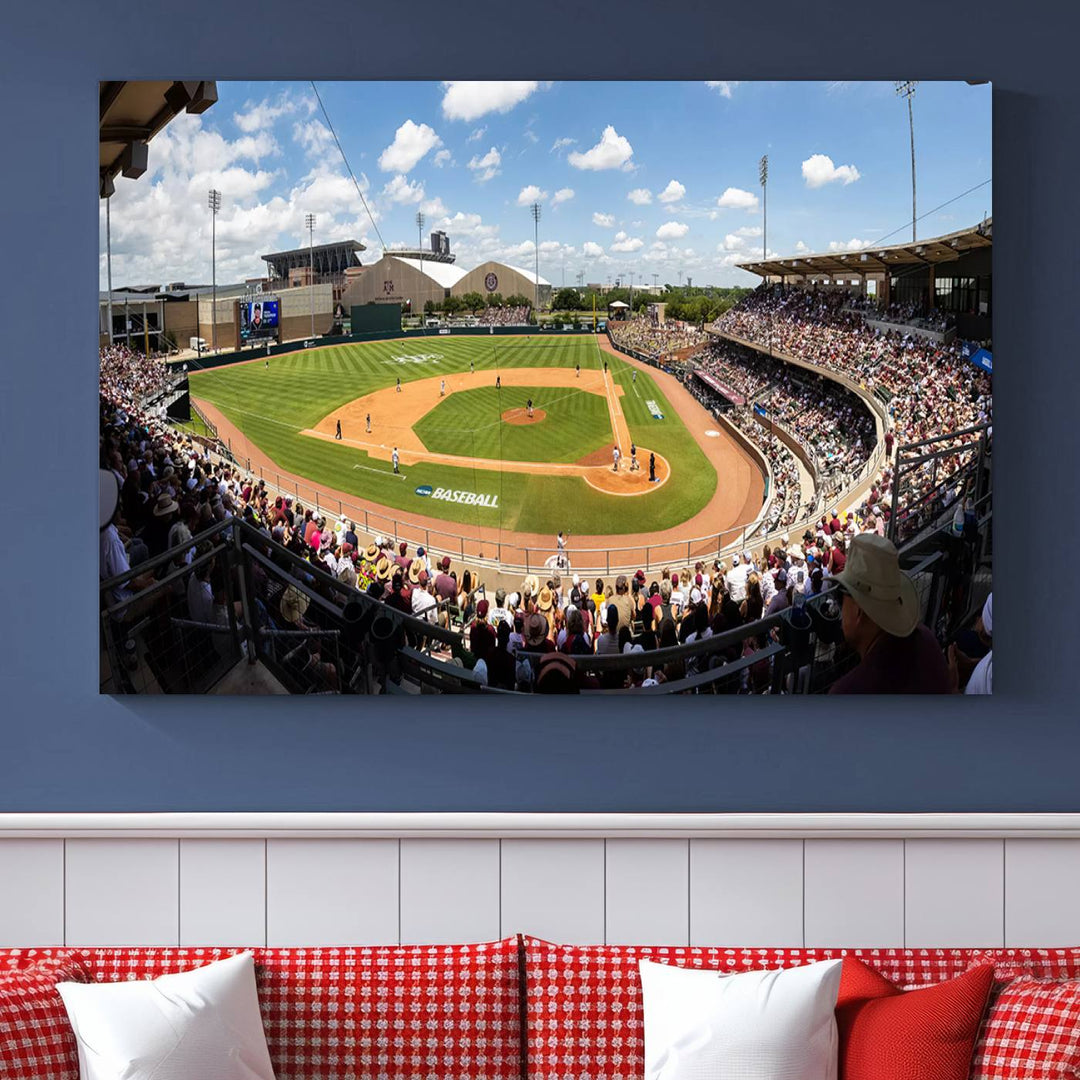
<box><xmin>99</xmin><ymin>80</ymin><xmax>993</xmax><ymax>695</ymax></box>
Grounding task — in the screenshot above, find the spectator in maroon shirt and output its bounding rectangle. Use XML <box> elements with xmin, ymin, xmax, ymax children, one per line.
<box><xmin>434</xmin><ymin>556</ymin><xmax>456</xmax><ymax>602</ymax></box>
<box><xmin>385</xmin><ymin>573</ymin><xmax>412</xmax><ymax>615</ymax></box>
<box><xmin>469</xmin><ymin>598</ymin><xmax>497</xmax><ymax>661</ymax></box>
<box><xmin>829</xmin><ymin>534</ymin><xmax>950</xmax><ymax>693</ymax></box>
<box><xmin>394</xmin><ymin>541</ymin><xmax>411</xmax><ymax>570</ymax></box>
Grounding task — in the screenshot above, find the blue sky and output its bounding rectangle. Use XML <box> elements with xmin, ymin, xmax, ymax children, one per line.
<box><xmin>100</xmin><ymin>80</ymin><xmax>991</xmax><ymax>290</ymax></box>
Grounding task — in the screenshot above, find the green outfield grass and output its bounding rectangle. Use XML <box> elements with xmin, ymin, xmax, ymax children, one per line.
<box><xmin>413</xmin><ymin>385</ymin><xmax>611</xmax><ymax>463</ymax></box>
<box><xmin>188</xmin><ymin>336</ymin><xmax>719</xmax><ymax>536</ymax></box>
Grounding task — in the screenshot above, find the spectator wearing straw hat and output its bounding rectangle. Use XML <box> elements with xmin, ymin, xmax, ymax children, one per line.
<box><xmin>829</xmin><ymin>534</ymin><xmax>950</xmax><ymax>693</ymax></box>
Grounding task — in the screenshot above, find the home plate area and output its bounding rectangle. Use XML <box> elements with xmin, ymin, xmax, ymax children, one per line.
<box><xmin>301</xmin><ymin>367</ymin><xmax>669</xmax><ymax>497</ymax></box>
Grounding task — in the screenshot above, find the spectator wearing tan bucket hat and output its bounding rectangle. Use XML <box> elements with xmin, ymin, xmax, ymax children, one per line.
<box><xmin>829</xmin><ymin>534</ymin><xmax>950</xmax><ymax>694</ymax></box>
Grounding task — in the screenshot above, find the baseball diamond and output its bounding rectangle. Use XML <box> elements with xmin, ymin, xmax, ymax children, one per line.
<box><xmin>188</xmin><ymin>335</ymin><xmax>764</xmax><ymax>553</ymax></box>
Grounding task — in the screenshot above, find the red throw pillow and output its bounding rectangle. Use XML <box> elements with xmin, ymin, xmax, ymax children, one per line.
<box><xmin>836</xmin><ymin>957</ymin><xmax>994</xmax><ymax>1080</ymax></box>
<box><xmin>0</xmin><ymin>955</ymin><xmax>92</xmax><ymax>1080</ymax></box>
<box><xmin>971</xmin><ymin>977</ymin><xmax>1080</xmax><ymax>1079</ymax></box>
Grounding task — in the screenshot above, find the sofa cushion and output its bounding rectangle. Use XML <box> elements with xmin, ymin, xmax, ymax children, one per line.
<box><xmin>0</xmin><ymin>940</ymin><xmax>522</xmax><ymax>1080</ymax></box>
<box><xmin>970</xmin><ymin>977</ymin><xmax>1080</xmax><ymax>1079</ymax></box>
<box><xmin>835</xmin><ymin>958</ymin><xmax>993</xmax><ymax>1080</ymax></box>
<box><xmin>0</xmin><ymin>955</ymin><xmax>92</xmax><ymax>1080</ymax></box>
<box><xmin>522</xmin><ymin>938</ymin><xmax>975</xmax><ymax>1079</ymax></box>
<box><xmin>57</xmin><ymin>952</ymin><xmax>275</xmax><ymax>1080</ymax></box>
<box><xmin>969</xmin><ymin>949</ymin><xmax>1080</xmax><ymax>982</ymax></box>
<box><xmin>639</xmin><ymin>957</ymin><xmax>844</xmax><ymax>1080</ymax></box>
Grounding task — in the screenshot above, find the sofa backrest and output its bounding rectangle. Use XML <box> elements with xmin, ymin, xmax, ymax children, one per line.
<box><xmin>0</xmin><ymin>940</ymin><xmax>522</xmax><ymax>1080</ymax></box>
<box><xmin>521</xmin><ymin>937</ymin><xmax>1080</xmax><ymax>1080</ymax></box>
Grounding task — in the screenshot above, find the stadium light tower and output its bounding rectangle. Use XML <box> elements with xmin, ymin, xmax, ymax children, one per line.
<box><xmin>895</xmin><ymin>81</ymin><xmax>918</xmax><ymax>242</ymax></box>
<box><xmin>305</xmin><ymin>213</ymin><xmax>317</xmax><ymax>339</ymax></box>
<box><xmin>531</xmin><ymin>201</ymin><xmax>541</xmax><ymax>313</ymax></box>
<box><xmin>208</xmin><ymin>189</ymin><xmax>221</xmax><ymax>352</ymax></box>
<box><xmin>759</xmin><ymin>154</ymin><xmax>768</xmax><ymax>264</ymax></box>
<box><xmin>416</xmin><ymin>210</ymin><xmax>425</xmax><ymax>305</ymax></box>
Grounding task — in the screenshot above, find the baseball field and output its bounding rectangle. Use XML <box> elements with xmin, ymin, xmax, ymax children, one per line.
<box><xmin>188</xmin><ymin>334</ymin><xmax>763</xmax><ymax>548</ymax></box>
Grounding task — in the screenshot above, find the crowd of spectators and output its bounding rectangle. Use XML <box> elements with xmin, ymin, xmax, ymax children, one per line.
<box><xmin>99</xmin><ymin>344</ymin><xmax>178</xmax><ymax>406</ymax></box>
<box><xmin>475</xmin><ymin>305</ymin><xmax>530</xmax><ymax>326</ymax></box>
<box><xmin>609</xmin><ymin>316</ymin><xmax>707</xmax><ymax>361</ymax></box>
<box><xmin>711</xmin><ymin>284</ymin><xmax>991</xmax><ymax>537</ymax></box>
<box><xmin>692</xmin><ymin>341</ymin><xmax>775</xmax><ymax>399</ymax></box>
<box><xmin>845</xmin><ymin>294</ymin><xmax>956</xmax><ymax>333</ymax></box>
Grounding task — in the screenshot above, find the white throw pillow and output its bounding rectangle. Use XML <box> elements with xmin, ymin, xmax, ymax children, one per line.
<box><xmin>57</xmin><ymin>951</ymin><xmax>276</xmax><ymax>1080</ymax></box>
<box><xmin>639</xmin><ymin>957</ymin><xmax>843</xmax><ymax>1080</ymax></box>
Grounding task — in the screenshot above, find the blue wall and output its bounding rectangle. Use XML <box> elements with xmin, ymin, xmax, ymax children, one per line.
<box><xmin>1</xmin><ymin>0</ymin><xmax>1077</xmax><ymax>812</ymax></box>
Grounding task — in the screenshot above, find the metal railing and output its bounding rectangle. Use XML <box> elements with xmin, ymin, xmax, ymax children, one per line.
<box><xmin>100</xmin><ymin>509</ymin><xmax>986</xmax><ymax>695</ymax></box>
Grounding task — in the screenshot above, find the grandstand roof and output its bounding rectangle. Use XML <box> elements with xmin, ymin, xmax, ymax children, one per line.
<box><xmin>389</xmin><ymin>256</ymin><xmax>469</xmax><ymax>289</ymax></box>
<box><xmin>504</xmin><ymin>264</ymin><xmax>551</xmax><ymax>287</ymax></box>
<box><xmin>100</xmin><ymin>81</ymin><xmax>217</xmax><ymax>195</ymax></box>
<box><xmin>261</xmin><ymin>240</ymin><xmax>365</xmax><ymax>265</ymax></box>
<box><xmin>737</xmin><ymin>219</ymin><xmax>992</xmax><ymax>279</ymax></box>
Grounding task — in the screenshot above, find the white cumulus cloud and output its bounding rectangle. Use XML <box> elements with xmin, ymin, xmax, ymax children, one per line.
<box><xmin>802</xmin><ymin>153</ymin><xmax>861</xmax><ymax>188</ymax></box>
<box><xmin>828</xmin><ymin>237</ymin><xmax>871</xmax><ymax>251</ymax></box>
<box><xmin>717</xmin><ymin>187</ymin><xmax>759</xmax><ymax>211</ymax></box>
<box><xmin>705</xmin><ymin>81</ymin><xmax>740</xmax><ymax>98</ymax></box>
<box><xmin>432</xmin><ymin>149</ymin><xmax>451</xmax><ymax>167</ymax></box>
<box><xmin>467</xmin><ymin>147</ymin><xmax>502</xmax><ymax>183</ymax></box>
<box><xmin>658</xmin><ymin>179</ymin><xmax>685</xmax><ymax>204</ymax></box>
<box><xmin>233</xmin><ymin>97</ymin><xmax>297</xmax><ymax>133</ymax></box>
<box><xmin>517</xmin><ymin>185</ymin><xmax>547</xmax><ymax>206</ymax></box>
<box><xmin>551</xmin><ymin>187</ymin><xmax>574</xmax><ymax>207</ymax></box>
<box><xmin>794</xmin><ymin>240</ymin><xmax>810</xmax><ymax>253</ymax></box>
<box><xmin>551</xmin><ymin>136</ymin><xmax>576</xmax><ymax>152</ymax></box>
<box><xmin>568</xmin><ymin>126</ymin><xmax>634</xmax><ymax>171</ymax></box>
<box><xmin>582</xmin><ymin>241</ymin><xmax>604</xmax><ymax>258</ymax></box>
<box><xmin>439</xmin><ymin>211</ymin><xmax>499</xmax><ymax>238</ymax></box>
<box><xmin>592</xmin><ymin>212</ymin><xmax>616</xmax><ymax>228</ymax></box>
<box><xmin>735</xmin><ymin>225</ymin><xmax>762</xmax><ymax>238</ymax></box>
<box><xmin>627</xmin><ymin>188</ymin><xmax>652</xmax><ymax>205</ymax></box>
<box><xmin>656</xmin><ymin>221</ymin><xmax>689</xmax><ymax>240</ymax></box>
<box><xmin>467</xmin><ymin>126</ymin><xmax>486</xmax><ymax>143</ymax></box>
<box><xmin>611</xmin><ymin>232</ymin><xmax>644</xmax><ymax>252</ymax></box>
<box><xmin>377</xmin><ymin>119</ymin><xmax>442</xmax><ymax>173</ymax></box>
<box><xmin>382</xmin><ymin>174</ymin><xmax>425</xmax><ymax>205</ymax></box>
<box><xmin>292</xmin><ymin>119</ymin><xmax>333</xmax><ymax>158</ymax></box>
<box><xmin>441</xmin><ymin>81</ymin><xmax>542</xmax><ymax>122</ymax></box>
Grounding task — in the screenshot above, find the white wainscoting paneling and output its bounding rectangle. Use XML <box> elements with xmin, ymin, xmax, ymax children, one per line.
<box><xmin>64</xmin><ymin>839</ymin><xmax>180</xmax><ymax>946</ymax></box>
<box><xmin>1005</xmin><ymin>839</ymin><xmax>1080</xmax><ymax>946</ymax></box>
<box><xmin>905</xmin><ymin>840</ymin><xmax>1004</xmax><ymax>947</ymax></box>
<box><xmin>266</xmin><ymin>839</ymin><xmax>398</xmax><ymax>946</ymax></box>
<box><xmin>0</xmin><ymin>840</ymin><xmax>64</xmax><ymax>946</ymax></box>
<box><xmin>690</xmin><ymin>839</ymin><xmax>805</xmax><ymax>946</ymax></box>
<box><xmin>179</xmin><ymin>840</ymin><xmax>267</xmax><ymax>947</ymax></box>
<box><xmin>500</xmin><ymin>839</ymin><xmax>604</xmax><ymax>944</ymax></box>
<box><xmin>0</xmin><ymin>818</ymin><xmax>1077</xmax><ymax>950</ymax></box>
<box><xmin>605</xmin><ymin>840</ymin><xmax>689</xmax><ymax>945</ymax></box>
<box><xmin>804</xmin><ymin>840</ymin><xmax>904</xmax><ymax>947</ymax></box>
<box><xmin>399</xmin><ymin>839</ymin><xmax>500</xmax><ymax>944</ymax></box>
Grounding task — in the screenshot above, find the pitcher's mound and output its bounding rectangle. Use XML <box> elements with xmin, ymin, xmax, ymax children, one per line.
<box><xmin>502</xmin><ymin>407</ymin><xmax>546</xmax><ymax>425</ymax></box>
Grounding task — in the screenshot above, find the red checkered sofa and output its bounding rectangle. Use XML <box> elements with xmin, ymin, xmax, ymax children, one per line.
<box><xmin>521</xmin><ymin>937</ymin><xmax>1080</xmax><ymax>1079</ymax></box>
<box><xmin>3</xmin><ymin>937</ymin><xmax>1079</xmax><ymax>1079</ymax></box>
<box><xmin>0</xmin><ymin>940</ymin><xmax>522</xmax><ymax>1080</ymax></box>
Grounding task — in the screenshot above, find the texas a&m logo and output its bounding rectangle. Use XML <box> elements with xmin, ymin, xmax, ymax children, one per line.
<box><xmin>383</xmin><ymin>279</ymin><xmax>394</xmax><ymax>295</ymax></box>
<box><xmin>484</xmin><ymin>272</ymin><xmax>498</xmax><ymax>292</ymax></box>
